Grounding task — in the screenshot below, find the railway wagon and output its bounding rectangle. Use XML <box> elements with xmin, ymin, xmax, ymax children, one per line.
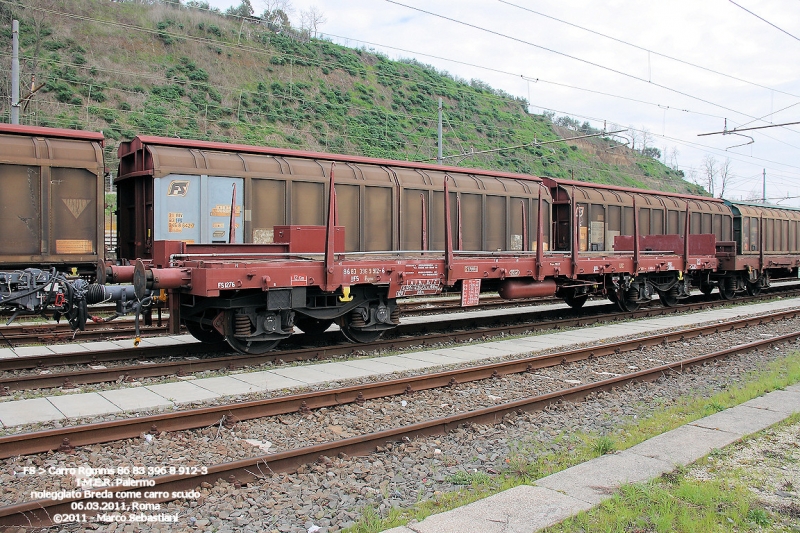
<box><xmin>0</xmin><ymin>124</ymin><xmax>105</xmax><ymax>276</ymax></box>
<box><xmin>545</xmin><ymin>178</ymin><xmax>732</xmax><ymax>310</ymax></box>
<box><xmin>115</xmin><ymin>145</ymin><xmax>733</xmax><ymax>353</ymax></box>
<box><xmin>715</xmin><ymin>201</ymin><xmax>800</xmax><ymax>296</ymax></box>
<box><xmin>114</xmin><ymin>136</ymin><xmax>551</xmax><ymax>260</ymax></box>
<box><xmin>112</xmin><ymin>136</ymin><xmax>560</xmax><ymax>351</ymax></box>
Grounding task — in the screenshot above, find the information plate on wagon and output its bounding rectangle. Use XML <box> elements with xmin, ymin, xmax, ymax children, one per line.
<box><xmin>394</xmin><ymin>279</ymin><xmax>442</xmax><ymax>297</ymax></box>
<box><xmin>461</xmin><ymin>278</ymin><xmax>481</xmax><ymax>307</ymax></box>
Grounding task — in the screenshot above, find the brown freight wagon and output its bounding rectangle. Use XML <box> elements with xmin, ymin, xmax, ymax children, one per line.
<box><xmin>716</xmin><ymin>201</ymin><xmax>800</xmax><ymax>296</ymax></box>
<box><xmin>114</xmin><ymin>136</ymin><xmax>552</xmax><ymax>260</ymax></box>
<box><xmin>0</xmin><ymin>124</ymin><xmax>105</xmax><ymax>276</ymax></box>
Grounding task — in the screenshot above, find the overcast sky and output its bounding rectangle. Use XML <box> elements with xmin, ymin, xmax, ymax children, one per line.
<box><xmin>206</xmin><ymin>0</ymin><xmax>800</xmax><ymax>206</ymax></box>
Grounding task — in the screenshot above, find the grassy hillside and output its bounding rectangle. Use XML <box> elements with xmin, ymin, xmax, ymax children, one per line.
<box><xmin>0</xmin><ymin>0</ymin><xmax>703</xmax><ymax>195</ymax></box>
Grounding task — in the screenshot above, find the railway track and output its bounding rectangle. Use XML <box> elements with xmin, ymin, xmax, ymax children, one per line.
<box><xmin>1</xmin><ymin>286</ymin><xmax>799</xmax><ymax>394</ymax></box>
<box><xmin>0</xmin><ymin>295</ymin><xmax>554</xmax><ymax>346</ymax></box>
<box><xmin>1</xmin><ymin>306</ymin><xmax>799</xmax><ymax>527</ymax></box>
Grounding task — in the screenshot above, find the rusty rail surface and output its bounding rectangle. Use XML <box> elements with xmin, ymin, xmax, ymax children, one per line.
<box><xmin>2</xmin><ymin>319</ymin><xmax>799</xmax><ymax>527</ymax></box>
<box><xmin>2</xmin><ymin>308</ymin><xmax>798</xmax><ymax>460</ymax></box>
<box><xmin>1</xmin><ymin>287</ymin><xmax>798</xmax><ymax>393</ymax></box>
<box><xmin>0</xmin><ymin>294</ymin><xmax>550</xmax><ymax>347</ymax></box>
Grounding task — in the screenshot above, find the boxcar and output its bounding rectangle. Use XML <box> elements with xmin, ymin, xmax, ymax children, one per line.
<box><xmin>114</xmin><ymin>136</ymin><xmax>552</xmax><ymax>259</ymax></box>
<box><xmin>0</xmin><ymin>124</ymin><xmax>105</xmax><ymax>276</ymax></box>
<box><xmin>717</xmin><ymin>201</ymin><xmax>800</xmax><ymax>296</ymax></box>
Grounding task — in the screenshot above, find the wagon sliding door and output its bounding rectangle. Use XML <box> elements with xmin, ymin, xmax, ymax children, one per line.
<box><xmin>0</xmin><ymin>164</ymin><xmax>41</xmax><ymax>256</ymax></box>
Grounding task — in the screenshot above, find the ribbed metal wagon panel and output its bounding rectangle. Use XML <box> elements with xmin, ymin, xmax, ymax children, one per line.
<box><xmin>0</xmin><ymin>126</ymin><xmax>104</xmax><ymax>271</ymax></box>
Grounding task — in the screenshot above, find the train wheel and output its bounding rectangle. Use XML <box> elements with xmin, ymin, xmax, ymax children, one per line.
<box><xmin>339</xmin><ymin>311</ymin><xmax>384</xmax><ymax>344</ymax></box>
<box><xmin>617</xmin><ymin>288</ymin><xmax>640</xmax><ymax>312</ymax></box>
<box><xmin>184</xmin><ymin>320</ymin><xmax>225</xmax><ymax>344</ymax></box>
<box><xmin>719</xmin><ymin>278</ymin><xmax>736</xmax><ymax>300</ymax></box>
<box><xmin>746</xmin><ymin>281</ymin><xmax>762</xmax><ymax>296</ymax></box>
<box><xmin>295</xmin><ymin>316</ymin><xmax>334</xmax><ymax>335</ymax></box>
<box><xmin>658</xmin><ymin>287</ymin><xmax>679</xmax><ymax>307</ymax></box>
<box><xmin>564</xmin><ymin>293</ymin><xmax>588</xmax><ymax>309</ymax></box>
<box><xmin>224</xmin><ymin>311</ymin><xmax>281</xmax><ymax>354</ymax></box>
<box><xmin>225</xmin><ymin>335</ymin><xmax>281</xmax><ymax>354</ymax></box>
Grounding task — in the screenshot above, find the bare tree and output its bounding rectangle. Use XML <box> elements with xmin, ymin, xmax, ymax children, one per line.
<box><xmin>640</xmin><ymin>127</ymin><xmax>652</xmax><ymax>153</ymax></box>
<box><xmin>702</xmin><ymin>155</ymin><xmax>718</xmax><ymax>196</ymax></box>
<box><xmin>688</xmin><ymin>168</ymin><xmax>700</xmax><ymax>189</ymax></box>
<box><xmin>717</xmin><ymin>158</ymin><xmax>732</xmax><ymax>199</ymax></box>
<box><xmin>261</xmin><ymin>0</ymin><xmax>292</xmax><ymax>28</ymax></box>
<box><xmin>300</xmin><ymin>5</ymin><xmax>326</xmax><ymax>38</ymax></box>
<box><xmin>669</xmin><ymin>146</ymin><xmax>679</xmax><ymax>170</ymax></box>
<box><xmin>744</xmin><ymin>189</ymin><xmax>762</xmax><ymax>202</ymax></box>
<box><xmin>261</xmin><ymin>0</ymin><xmax>293</xmax><ymax>14</ymax></box>
<box><xmin>628</xmin><ymin>126</ymin><xmax>640</xmax><ymax>151</ymax></box>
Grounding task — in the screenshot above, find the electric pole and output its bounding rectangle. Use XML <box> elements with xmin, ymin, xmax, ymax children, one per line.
<box><xmin>11</xmin><ymin>20</ymin><xmax>20</xmax><ymax>125</ymax></box>
<box><xmin>437</xmin><ymin>98</ymin><xmax>443</xmax><ymax>165</ymax></box>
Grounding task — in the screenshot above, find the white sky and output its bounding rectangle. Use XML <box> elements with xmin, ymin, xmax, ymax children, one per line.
<box><xmin>206</xmin><ymin>0</ymin><xmax>800</xmax><ymax>206</ymax></box>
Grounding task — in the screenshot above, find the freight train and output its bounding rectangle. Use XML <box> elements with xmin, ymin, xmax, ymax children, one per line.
<box><xmin>2</xmin><ymin>124</ymin><xmax>799</xmax><ymax>353</ymax></box>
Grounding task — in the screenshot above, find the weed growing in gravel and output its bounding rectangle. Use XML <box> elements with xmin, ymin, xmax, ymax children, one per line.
<box><xmin>703</xmin><ymin>400</ymin><xmax>726</xmax><ymax>413</ymax></box>
<box><xmin>592</xmin><ymin>435</ymin><xmax>616</xmax><ymax>455</ymax></box>
<box><xmin>543</xmin><ymin>477</ymin><xmax>757</xmax><ymax>533</ymax></box>
<box><xmin>446</xmin><ymin>470</ymin><xmax>491</xmax><ymax>485</ymax></box>
<box><xmin>343</xmin><ymin>352</ymin><xmax>800</xmax><ymax>533</ymax></box>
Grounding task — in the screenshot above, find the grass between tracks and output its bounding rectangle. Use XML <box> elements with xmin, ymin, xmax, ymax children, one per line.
<box><xmin>345</xmin><ymin>351</ymin><xmax>800</xmax><ymax>533</ymax></box>
<box><xmin>543</xmin><ymin>414</ymin><xmax>800</xmax><ymax>533</ymax></box>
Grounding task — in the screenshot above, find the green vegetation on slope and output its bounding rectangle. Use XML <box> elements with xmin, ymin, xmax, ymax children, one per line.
<box><xmin>0</xmin><ymin>0</ymin><xmax>703</xmax><ymax>195</ymax></box>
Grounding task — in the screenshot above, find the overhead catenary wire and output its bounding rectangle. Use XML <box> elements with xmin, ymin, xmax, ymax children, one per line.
<box><xmin>529</xmin><ymin>100</ymin><xmax>800</xmax><ymax>172</ymax></box>
<box><xmin>383</xmin><ymin>0</ymin><xmax>800</xmax><ymax>132</ymax></box>
<box><xmin>498</xmin><ymin>0</ymin><xmax>800</xmax><ymax>100</ymax></box>
<box><xmin>5</xmin><ymin>0</ymin><xmax>800</xmax><ymax>200</ymax></box>
<box><xmin>728</xmin><ymin>0</ymin><xmax>800</xmax><ymax>43</ymax></box>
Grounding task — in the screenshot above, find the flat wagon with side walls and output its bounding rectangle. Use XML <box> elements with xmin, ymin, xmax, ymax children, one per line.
<box><xmin>107</xmin><ymin>136</ymin><xmax>732</xmax><ymax>354</ymax></box>
<box><xmin>110</xmin><ymin>135</ymin><xmax>554</xmax><ymax>350</ymax></box>
<box><xmin>543</xmin><ymin>178</ymin><xmax>732</xmax><ymax>310</ymax></box>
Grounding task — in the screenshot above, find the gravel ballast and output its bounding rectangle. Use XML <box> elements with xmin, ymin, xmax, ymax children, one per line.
<box><xmin>3</xmin><ymin>311</ymin><xmax>800</xmax><ymax>532</ymax></box>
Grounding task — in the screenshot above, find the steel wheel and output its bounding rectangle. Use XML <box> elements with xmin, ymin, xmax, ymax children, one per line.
<box><xmin>719</xmin><ymin>278</ymin><xmax>736</xmax><ymax>300</ymax></box>
<box><xmin>564</xmin><ymin>293</ymin><xmax>588</xmax><ymax>309</ymax></box>
<box><xmin>295</xmin><ymin>316</ymin><xmax>334</xmax><ymax>335</ymax></box>
<box><xmin>658</xmin><ymin>286</ymin><xmax>679</xmax><ymax>307</ymax></box>
<box><xmin>184</xmin><ymin>319</ymin><xmax>224</xmax><ymax>344</ymax></box>
<box><xmin>339</xmin><ymin>311</ymin><xmax>383</xmax><ymax>343</ymax></box>
<box><xmin>746</xmin><ymin>281</ymin><xmax>762</xmax><ymax>296</ymax></box>
<box><xmin>617</xmin><ymin>287</ymin><xmax>640</xmax><ymax>312</ymax></box>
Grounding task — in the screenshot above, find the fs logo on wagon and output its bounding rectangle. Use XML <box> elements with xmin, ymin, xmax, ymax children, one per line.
<box><xmin>167</xmin><ymin>180</ymin><xmax>190</xmax><ymax>197</ymax></box>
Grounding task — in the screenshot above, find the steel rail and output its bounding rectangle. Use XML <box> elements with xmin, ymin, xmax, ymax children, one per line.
<box><xmin>1</xmin><ymin>287</ymin><xmax>798</xmax><ymax>393</ymax></box>
<box><xmin>2</xmin><ymin>325</ymin><xmax>799</xmax><ymax>527</ymax></box>
<box><xmin>1</xmin><ymin>308</ymin><xmax>798</xmax><ymax>460</ymax></box>
<box><xmin>0</xmin><ymin>295</ymin><xmax>551</xmax><ymax>347</ymax></box>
